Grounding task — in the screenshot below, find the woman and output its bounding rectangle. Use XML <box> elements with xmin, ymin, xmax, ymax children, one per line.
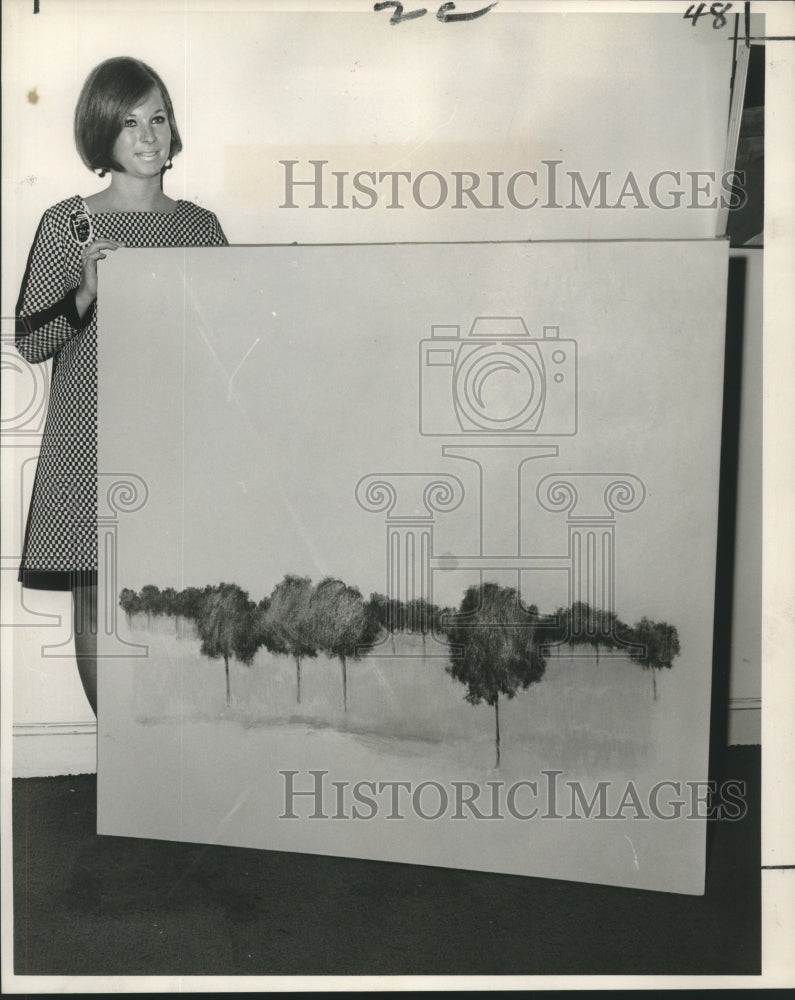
<box><xmin>15</xmin><ymin>56</ymin><xmax>227</xmax><ymax>715</ymax></box>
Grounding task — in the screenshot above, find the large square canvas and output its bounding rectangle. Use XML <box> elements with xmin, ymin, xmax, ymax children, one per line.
<box><xmin>96</xmin><ymin>239</ymin><xmax>727</xmax><ymax>894</ymax></box>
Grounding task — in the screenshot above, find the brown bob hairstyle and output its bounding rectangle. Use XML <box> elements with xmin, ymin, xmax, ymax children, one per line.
<box><xmin>74</xmin><ymin>57</ymin><xmax>182</xmax><ymax>175</ymax></box>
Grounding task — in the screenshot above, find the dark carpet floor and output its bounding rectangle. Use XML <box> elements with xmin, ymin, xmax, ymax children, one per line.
<box><xmin>13</xmin><ymin>746</ymin><xmax>760</xmax><ymax>977</ymax></box>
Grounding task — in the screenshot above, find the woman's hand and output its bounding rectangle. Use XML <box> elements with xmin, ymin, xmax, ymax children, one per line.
<box><xmin>75</xmin><ymin>239</ymin><xmax>122</xmax><ymax>318</ymax></box>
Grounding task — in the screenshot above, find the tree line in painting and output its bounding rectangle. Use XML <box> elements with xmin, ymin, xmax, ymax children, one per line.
<box><xmin>119</xmin><ymin>579</ymin><xmax>680</xmax><ymax>767</ymax></box>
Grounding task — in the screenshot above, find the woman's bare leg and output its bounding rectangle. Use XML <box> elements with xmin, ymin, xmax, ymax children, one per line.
<box><xmin>73</xmin><ymin>582</ymin><xmax>98</xmax><ymax>716</ymax></box>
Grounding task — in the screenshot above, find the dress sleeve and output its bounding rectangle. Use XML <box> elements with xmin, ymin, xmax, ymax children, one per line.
<box><xmin>209</xmin><ymin>212</ymin><xmax>229</xmax><ymax>247</ymax></box>
<box><xmin>15</xmin><ymin>209</ymin><xmax>95</xmax><ymax>364</ymax></box>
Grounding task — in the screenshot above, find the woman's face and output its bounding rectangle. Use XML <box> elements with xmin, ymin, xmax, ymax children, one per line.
<box><xmin>111</xmin><ymin>88</ymin><xmax>172</xmax><ymax>178</ymax></box>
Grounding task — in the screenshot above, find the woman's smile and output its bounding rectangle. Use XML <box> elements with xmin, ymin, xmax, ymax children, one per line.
<box><xmin>111</xmin><ymin>87</ymin><xmax>171</xmax><ymax>177</ymax></box>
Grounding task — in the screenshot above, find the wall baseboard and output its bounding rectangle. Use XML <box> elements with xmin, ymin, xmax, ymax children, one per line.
<box><xmin>12</xmin><ymin>722</ymin><xmax>96</xmax><ymax>778</ymax></box>
<box><xmin>13</xmin><ymin>701</ymin><xmax>761</xmax><ymax>778</ymax></box>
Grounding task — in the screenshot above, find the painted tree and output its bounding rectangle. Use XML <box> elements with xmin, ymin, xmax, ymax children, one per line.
<box><xmin>168</xmin><ymin>585</ymin><xmax>209</xmax><ymax>639</ymax></box>
<box><xmin>629</xmin><ymin>617</ymin><xmax>681</xmax><ymax>700</ymax></box>
<box><xmin>360</xmin><ymin>596</ymin><xmax>385</xmax><ymax>657</ymax></box>
<box><xmin>196</xmin><ymin>583</ymin><xmax>260</xmax><ymax>706</ymax></box>
<box><xmin>567</xmin><ymin>601</ymin><xmax>597</xmax><ymax>654</ymax></box>
<box><xmin>159</xmin><ymin>587</ymin><xmax>179</xmax><ymax>632</ymax></box>
<box><xmin>118</xmin><ymin>588</ymin><xmax>140</xmax><ymax>627</ymax></box>
<box><xmin>263</xmin><ymin>575</ymin><xmax>317</xmax><ymax>704</ymax></box>
<box><xmin>368</xmin><ymin>593</ymin><xmax>390</xmax><ymax>650</ymax></box>
<box><xmin>389</xmin><ymin>597</ymin><xmax>407</xmax><ymax>637</ymax></box>
<box><xmin>254</xmin><ymin>595</ymin><xmax>290</xmax><ymax>658</ymax></box>
<box><xmin>570</xmin><ymin>604</ymin><xmax>619</xmax><ymax>662</ymax></box>
<box><xmin>405</xmin><ymin>597</ymin><xmax>443</xmax><ymax>649</ymax></box>
<box><xmin>139</xmin><ymin>584</ymin><xmax>162</xmax><ymax>627</ymax></box>
<box><xmin>612</xmin><ymin>617</ymin><xmax>638</xmax><ymax>657</ymax></box>
<box><xmin>591</xmin><ymin>607</ymin><xmax>620</xmax><ymax>661</ymax></box>
<box><xmin>368</xmin><ymin>592</ymin><xmax>406</xmax><ymax>653</ymax></box>
<box><xmin>311</xmin><ymin>577</ymin><xmax>380</xmax><ymax>713</ymax></box>
<box><xmin>176</xmin><ymin>585</ymin><xmax>213</xmax><ymax>623</ymax></box>
<box><xmin>563</xmin><ymin>601</ymin><xmax>621</xmax><ymax>662</ymax></box>
<box><xmin>445</xmin><ymin>583</ymin><xmax>547</xmax><ymax>768</ymax></box>
<box><xmin>546</xmin><ymin>605</ymin><xmax>572</xmax><ymax>656</ymax></box>
<box><xmin>158</xmin><ymin>587</ymin><xmax>176</xmax><ymax>613</ymax></box>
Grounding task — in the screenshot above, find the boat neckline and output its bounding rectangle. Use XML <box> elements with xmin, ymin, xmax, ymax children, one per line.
<box><xmin>77</xmin><ymin>195</ymin><xmax>185</xmax><ymax>217</ymax></box>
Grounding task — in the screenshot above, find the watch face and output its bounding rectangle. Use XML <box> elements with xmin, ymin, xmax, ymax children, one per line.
<box><xmin>69</xmin><ymin>209</ymin><xmax>92</xmax><ymax>246</ymax></box>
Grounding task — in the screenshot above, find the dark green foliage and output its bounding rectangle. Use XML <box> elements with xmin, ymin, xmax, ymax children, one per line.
<box><xmin>362</xmin><ymin>595</ymin><xmax>383</xmax><ymax>643</ymax></box>
<box><xmin>139</xmin><ymin>584</ymin><xmax>162</xmax><ymax>624</ymax></box>
<box><xmin>405</xmin><ymin>597</ymin><xmax>442</xmax><ymax>643</ymax></box>
<box><xmin>174</xmin><ymin>586</ymin><xmax>212</xmax><ymax>622</ymax></box>
<box><xmin>568</xmin><ymin>602</ymin><xmax>621</xmax><ymax>660</ymax></box>
<box><xmin>387</xmin><ymin>597</ymin><xmax>406</xmax><ymax>634</ymax></box>
<box><xmin>262</xmin><ymin>576</ymin><xmax>317</xmax><ymax>704</ymax></box>
<box><xmin>159</xmin><ymin>587</ymin><xmax>178</xmax><ymax>615</ymax></box>
<box><xmin>567</xmin><ymin>601</ymin><xmax>601</xmax><ymax>650</ymax></box>
<box><xmin>628</xmin><ymin>617</ymin><xmax>682</xmax><ymax>700</ymax></box>
<box><xmin>117</xmin><ymin>577</ymin><xmax>682</xmax><ymax>720</ymax></box>
<box><xmin>118</xmin><ymin>588</ymin><xmax>140</xmax><ymax>623</ymax></box>
<box><xmin>311</xmin><ymin>577</ymin><xmax>381</xmax><ymax>712</ymax></box>
<box><xmin>368</xmin><ymin>592</ymin><xmax>389</xmax><ymax>631</ymax></box>
<box><xmin>544</xmin><ymin>602</ymin><xmax>624</xmax><ymax>660</ymax></box>
<box><xmin>445</xmin><ymin>583</ymin><xmax>547</xmax><ymax>767</ymax></box>
<box><xmin>196</xmin><ymin>583</ymin><xmax>260</xmax><ymax>706</ymax></box>
<box><xmin>367</xmin><ymin>592</ymin><xmax>409</xmax><ymax>649</ymax></box>
<box><xmin>544</xmin><ymin>605</ymin><xmax>571</xmax><ymax>652</ymax></box>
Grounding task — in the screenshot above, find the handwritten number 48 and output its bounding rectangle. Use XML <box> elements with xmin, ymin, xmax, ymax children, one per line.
<box><xmin>374</xmin><ymin>2</ymin><xmax>498</xmax><ymax>25</ymax></box>
<box><xmin>683</xmin><ymin>3</ymin><xmax>732</xmax><ymax>28</ymax></box>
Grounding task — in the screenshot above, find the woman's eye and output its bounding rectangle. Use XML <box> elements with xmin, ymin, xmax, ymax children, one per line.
<box><xmin>152</xmin><ymin>115</ymin><xmax>166</xmax><ymax>125</ymax></box>
<box><xmin>123</xmin><ymin>118</ymin><xmax>137</xmax><ymax>128</ymax></box>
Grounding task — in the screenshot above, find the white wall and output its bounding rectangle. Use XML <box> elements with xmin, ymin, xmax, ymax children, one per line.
<box><xmin>2</xmin><ymin>1</ymin><xmax>756</xmax><ymax>775</ymax></box>
<box><xmin>3</xmin><ymin>0</ymin><xmax>734</xmax><ymax>282</ymax></box>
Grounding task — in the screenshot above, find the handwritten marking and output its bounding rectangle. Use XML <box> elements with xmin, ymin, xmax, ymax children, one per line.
<box><xmin>683</xmin><ymin>2</ymin><xmax>732</xmax><ymax>29</ymax></box>
<box><xmin>374</xmin><ymin>0</ymin><xmax>497</xmax><ymax>25</ymax></box>
<box><xmin>437</xmin><ymin>1</ymin><xmax>497</xmax><ymax>22</ymax></box>
<box><xmin>374</xmin><ymin>2</ymin><xmax>426</xmax><ymax>25</ymax></box>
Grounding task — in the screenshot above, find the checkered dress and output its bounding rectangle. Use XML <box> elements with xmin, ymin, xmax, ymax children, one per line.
<box><xmin>16</xmin><ymin>195</ymin><xmax>227</xmax><ymax>589</ymax></box>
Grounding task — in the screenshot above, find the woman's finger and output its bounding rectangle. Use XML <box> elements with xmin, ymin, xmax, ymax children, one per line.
<box><xmin>82</xmin><ymin>240</ymin><xmax>122</xmax><ymax>259</ymax></box>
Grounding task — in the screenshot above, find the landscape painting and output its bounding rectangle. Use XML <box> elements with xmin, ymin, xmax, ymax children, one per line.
<box><xmin>97</xmin><ymin>240</ymin><xmax>728</xmax><ymax>894</ymax></box>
